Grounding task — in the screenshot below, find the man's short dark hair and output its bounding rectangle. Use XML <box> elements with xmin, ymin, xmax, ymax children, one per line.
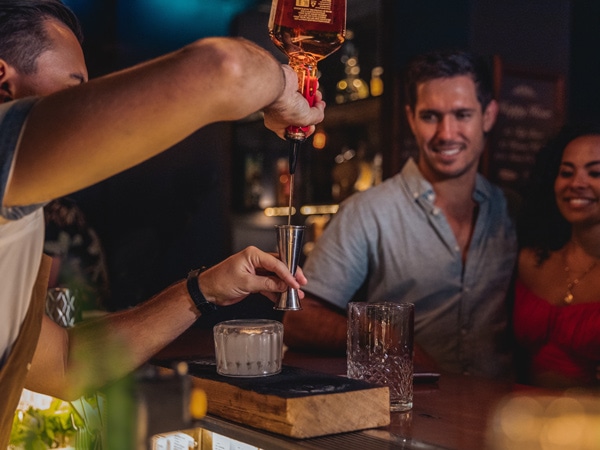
<box><xmin>0</xmin><ymin>0</ymin><xmax>83</xmax><ymax>75</ymax></box>
<box><xmin>404</xmin><ymin>49</ymin><xmax>494</xmax><ymax>112</ymax></box>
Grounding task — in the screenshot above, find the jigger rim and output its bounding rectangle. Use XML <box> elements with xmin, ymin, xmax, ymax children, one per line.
<box><xmin>274</xmin><ymin>300</ymin><xmax>302</xmax><ymax>311</ymax></box>
<box><xmin>274</xmin><ymin>224</ymin><xmax>306</xmax><ymax>229</ymax></box>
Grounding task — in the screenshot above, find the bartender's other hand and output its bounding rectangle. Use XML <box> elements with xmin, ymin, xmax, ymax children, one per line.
<box><xmin>198</xmin><ymin>246</ymin><xmax>307</xmax><ymax>306</ymax></box>
<box><xmin>263</xmin><ymin>64</ymin><xmax>325</xmax><ymax>140</ymax></box>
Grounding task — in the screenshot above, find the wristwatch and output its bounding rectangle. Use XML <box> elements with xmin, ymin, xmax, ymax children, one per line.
<box><xmin>186</xmin><ymin>267</ymin><xmax>218</xmax><ymax>315</ymax></box>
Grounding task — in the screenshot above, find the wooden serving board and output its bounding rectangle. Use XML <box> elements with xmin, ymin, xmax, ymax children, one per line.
<box><xmin>184</xmin><ymin>360</ymin><xmax>390</xmax><ymax>439</ymax></box>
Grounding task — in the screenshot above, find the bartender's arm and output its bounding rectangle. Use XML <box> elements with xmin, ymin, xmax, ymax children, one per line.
<box><xmin>25</xmin><ymin>246</ymin><xmax>307</xmax><ymax>401</ymax></box>
<box><xmin>4</xmin><ymin>37</ymin><xmax>324</xmax><ymax>209</ymax></box>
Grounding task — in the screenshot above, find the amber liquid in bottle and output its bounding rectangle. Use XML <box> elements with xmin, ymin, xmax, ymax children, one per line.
<box><xmin>269</xmin><ymin>0</ymin><xmax>346</xmax><ymax>224</ymax></box>
<box><xmin>268</xmin><ymin>0</ymin><xmax>346</xmax><ymax>64</ymax></box>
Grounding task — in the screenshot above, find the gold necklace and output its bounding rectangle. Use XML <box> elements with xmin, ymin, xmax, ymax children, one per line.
<box><xmin>563</xmin><ymin>251</ymin><xmax>598</xmax><ymax>304</ymax></box>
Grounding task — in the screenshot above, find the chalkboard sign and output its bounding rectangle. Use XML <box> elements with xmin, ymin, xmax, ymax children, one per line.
<box><xmin>486</xmin><ymin>59</ymin><xmax>565</xmax><ymax>194</ymax></box>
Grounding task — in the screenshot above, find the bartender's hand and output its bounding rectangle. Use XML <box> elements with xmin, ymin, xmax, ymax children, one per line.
<box><xmin>198</xmin><ymin>246</ymin><xmax>307</xmax><ymax>306</ymax></box>
<box><xmin>263</xmin><ymin>64</ymin><xmax>325</xmax><ymax>140</ymax></box>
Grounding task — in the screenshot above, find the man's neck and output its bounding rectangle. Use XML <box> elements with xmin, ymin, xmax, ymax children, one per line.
<box><xmin>429</xmin><ymin>171</ymin><xmax>477</xmax><ymax>213</ymax></box>
<box><xmin>428</xmin><ymin>172</ymin><xmax>478</xmax><ymax>262</ymax></box>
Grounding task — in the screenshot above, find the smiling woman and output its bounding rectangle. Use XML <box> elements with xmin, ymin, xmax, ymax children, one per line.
<box><xmin>554</xmin><ymin>135</ymin><xmax>600</xmax><ymax>226</ymax></box>
<box><xmin>514</xmin><ymin>121</ymin><xmax>600</xmax><ymax>389</ymax></box>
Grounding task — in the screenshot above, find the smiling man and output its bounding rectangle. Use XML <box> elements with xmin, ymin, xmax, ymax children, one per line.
<box><xmin>282</xmin><ymin>49</ymin><xmax>518</xmax><ymax>380</ymax></box>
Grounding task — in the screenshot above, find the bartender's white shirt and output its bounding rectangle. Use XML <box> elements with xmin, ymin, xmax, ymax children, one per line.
<box><xmin>0</xmin><ymin>97</ymin><xmax>45</xmax><ymax>367</ymax></box>
<box><xmin>0</xmin><ymin>210</ymin><xmax>44</xmax><ymax>366</ymax></box>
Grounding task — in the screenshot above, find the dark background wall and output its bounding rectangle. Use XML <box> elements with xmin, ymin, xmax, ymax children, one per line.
<box><xmin>61</xmin><ymin>0</ymin><xmax>599</xmax><ymax>313</ymax></box>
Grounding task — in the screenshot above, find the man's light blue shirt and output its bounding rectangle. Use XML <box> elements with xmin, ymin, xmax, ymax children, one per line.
<box><xmin>303</xmin><ymin>158</ymin><xmax>518</xmax><ymax>379</ymax></box>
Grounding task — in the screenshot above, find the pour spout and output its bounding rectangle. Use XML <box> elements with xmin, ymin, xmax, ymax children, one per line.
<box><xmin>288</xmin><ymin>139</ymin><xmax>301</xmax><ymax>175</ymax></box>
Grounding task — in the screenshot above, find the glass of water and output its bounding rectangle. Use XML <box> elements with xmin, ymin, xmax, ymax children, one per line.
<box><xmin>347</xmin><ymin>302</ymin><xmax>414</xmax><ymax>411</ymax></box>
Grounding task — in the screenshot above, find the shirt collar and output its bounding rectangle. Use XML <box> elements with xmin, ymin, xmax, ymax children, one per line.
<box><xmin>398</xmin><ymin>157</ymin><xmax>492</xmax><ymax>206</ymax></box>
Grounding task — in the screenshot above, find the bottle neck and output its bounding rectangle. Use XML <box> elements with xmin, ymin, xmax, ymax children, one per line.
<box><xmin>289</xmin><ymin>54</ymin><xmax>318</xmax><ymax>78</ymax></box>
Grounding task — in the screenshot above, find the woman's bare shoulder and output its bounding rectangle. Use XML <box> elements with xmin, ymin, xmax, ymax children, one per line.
<box><xmin>518</xmin><ymin>247</ymin><xmax>563</xmax><ymax>299</ymax></box>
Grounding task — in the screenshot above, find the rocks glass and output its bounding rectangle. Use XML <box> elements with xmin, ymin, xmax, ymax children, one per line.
<box><xmin>214</xmin><ymin>319</ymin><xmax>284</xmax><ymax>377</ymax></box>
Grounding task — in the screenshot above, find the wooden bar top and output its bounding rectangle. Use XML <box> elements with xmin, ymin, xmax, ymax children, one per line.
<box><xmin>152</xmin><ymin>326</ymin><xmax>592</xmax><ymax>450</ymax></box>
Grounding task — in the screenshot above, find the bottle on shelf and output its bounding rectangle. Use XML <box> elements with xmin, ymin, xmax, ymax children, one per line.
<box><xmin>370</xmin><ymin>66</ymin><xmax>384</xmax><ymax>97</ymax></box>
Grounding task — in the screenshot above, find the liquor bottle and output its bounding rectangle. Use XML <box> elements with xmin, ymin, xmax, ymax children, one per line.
<box><xmin>370</xmin><ymin>66</ymin><xmax>384</xmax><ymax>97</ymax></box>
<box><xmin>268</xmin><ymin>0</ymin><xmax>346</xmax><ymax>145</ymax></box>
<box><xmin>268</xmin><ymin>0</ymin><xmax>346</xmax><ymax>226</ymax></box>
<box><xmin>268</xmin><ymin>0</ymin><xmax>346</xmax><ymax>66</ymax></box>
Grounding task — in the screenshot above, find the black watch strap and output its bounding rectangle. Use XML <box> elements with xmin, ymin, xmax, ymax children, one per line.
<box><xmin>186</xmin><ymin>267</ymin><xmax>218</xmax><ymax>315</ymax></box>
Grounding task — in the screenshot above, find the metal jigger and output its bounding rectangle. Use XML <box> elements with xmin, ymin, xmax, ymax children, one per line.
<box><xmin>274</xmin><ymin>224</ymin><xmax>306</xmax><ymax>310</ymax></box>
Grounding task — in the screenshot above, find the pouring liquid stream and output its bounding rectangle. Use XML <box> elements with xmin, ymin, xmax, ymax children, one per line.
<box><xmin>287</xmin><ymin>139</ymin><xmax>300</xmax><ymax>225</ymax></box>
<box><xmin>287</xmin><ymin>173</ymin><xmax>294</xmax><ymax>226</ymax></box>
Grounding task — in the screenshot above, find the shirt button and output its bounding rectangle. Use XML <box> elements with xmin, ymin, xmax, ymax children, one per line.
<box><xmin>461</xmin><ymin>328</ymin><xmax>468</xmax><ymax>336</ymax></box>
<box><xmin>413</xmin><ymin>192</ymin><xmax>419</xmax><ymax>199</ymax></box>
<box><xmin>432</xmin><ymin>207</ymin><xmax>440</xmax><ymax>215</ymax></box>
<box><xmin>427</xmin><ymin>193</ymin><xmax>434</xmax><ymax>201</ymax></box>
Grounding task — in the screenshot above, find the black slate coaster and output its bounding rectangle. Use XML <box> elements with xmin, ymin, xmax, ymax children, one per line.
<box><xmin>168</xmin><ymin>358</ymin><xmax>379</xmax><ymax>399</ymax></box>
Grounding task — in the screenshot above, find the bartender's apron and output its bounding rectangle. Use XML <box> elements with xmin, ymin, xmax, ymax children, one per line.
<box><xmin>0</xmin><ymin>254</ymin><xmax>51</xmax><ymax>448</ymax></box>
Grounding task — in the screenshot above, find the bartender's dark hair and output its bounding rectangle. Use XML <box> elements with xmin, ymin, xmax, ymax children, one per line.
<box><xmin>517</xmin><ymin>121</ymin><xmax>600</xmax><ymax>264</ymax></box>
<box><xmin>0</xmin><ymin>0</ymin><xmax>83</xmax><ymax>75</ymax></box>
<box><xmin>404</xmin><ymin>49</ymin><xmax>494</xmax><ymax>112</ymax></box>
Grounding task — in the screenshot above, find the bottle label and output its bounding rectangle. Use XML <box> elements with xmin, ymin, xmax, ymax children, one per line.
<box><xmin>271</xmin><ymin>0</ymin><xmax>345</xmax><ymax>31</ymax></box>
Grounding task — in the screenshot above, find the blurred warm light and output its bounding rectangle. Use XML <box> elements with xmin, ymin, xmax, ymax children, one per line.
<box><xmin>496</xmin><ymin>395</ymin><xmax>544</xmax><ymax>443</ymax></box>
<box><xmin>334</xmin><ymin>149</ymin><xmax>356</xmax><ymax>165</ymax></box>
<box><xmin>354</xmin><ymin>163</ymin><xmax>374</xmax><ymax>192</ymax></box>
<box><xmin>542</xmin><ymin>397</ymin><xmax>588</xmax><ymax>448</ymax></box>
<box><xmin>312</xmin><ymin>129</ymin><xmax>327</xmax><ymax>149</ymax></box>
<box><xmin>190</xmin><ymin>388</ymin><xmax>207</xmax><ymax>420</ymax></box>
<box><xmin>300</xmin><ymin>204</ymin><xmax>339</xmax><ymax>215</ymax></box>
<box><xmin>352</xmin><ymin>78</ymin><xmax>363</xmax><ymax>88</ymax></box>
<box><xmin>370</xmin><ymin>66</ymin><xmax>384</xmax><ymax>97</ymax></box>
<box><xmin>264</xmin><ymin>207</ymin><xmax>296</xmax><ymax>217</ymax></box>
<box><xmin>488</xmin><ymin>393</ymin><xmax>600</xmax><ymax>449</ymax></box>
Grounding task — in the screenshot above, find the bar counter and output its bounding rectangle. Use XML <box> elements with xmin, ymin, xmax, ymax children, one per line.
<box><xmin>151</xmin><ymin>327</ymin><xmax>579</xmax><ymax>450</ymax></box>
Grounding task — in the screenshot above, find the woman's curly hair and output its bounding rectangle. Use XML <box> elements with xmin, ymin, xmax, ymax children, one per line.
<box><xmin>517</xmin><ymin>120</ymin><xmax>600</xmax><ymax>264</ymax></box>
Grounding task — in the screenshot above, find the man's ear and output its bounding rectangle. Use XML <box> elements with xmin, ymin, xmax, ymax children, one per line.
<box><xmin>0</xmin><ymin>59</ymin><xmax>16</xmax><ymax>102</ymax></box>
<box><xmin>405</xmin><ymin>105</ymin><xmax>417</xmax><ymax>135</ymax></box>
<box><xmin>482</xmin><ymin>99</ymin><xmax>499</xmax><ymax>133</ymax></box>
